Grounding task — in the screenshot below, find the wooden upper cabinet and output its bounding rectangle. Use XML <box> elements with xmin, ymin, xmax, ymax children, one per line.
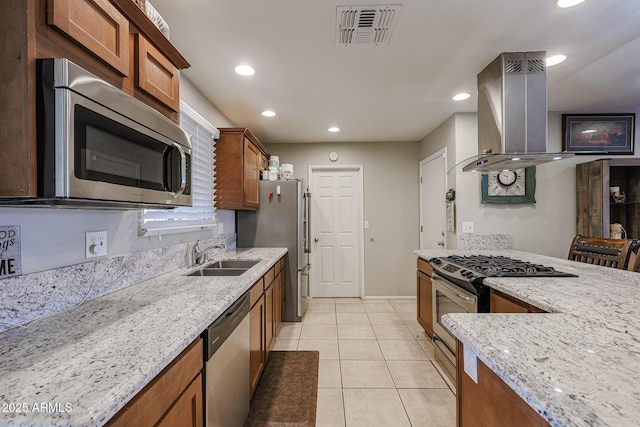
<box><xmin>135</xmin><ymin>34</ymin><xmax>180</xmax><ymax>111</ymax></box>
<box><xmin>243</xmin><ymin>139</ymin><xmax>262</xmax><ymax>208</ymax></box>
<box><xmin>47</xmin><ymin>0</ymin><xmax>130</xmax><ymax>76</ymax></box>
<box><xmin>215</xmin><ymin>128</ymin><xmax>270</xmax><ymax>210</ymax></box>
<box><xmin>0</xmin><ymin>0</ymin><xmax>190</xmax><ymax>198</ymax></box>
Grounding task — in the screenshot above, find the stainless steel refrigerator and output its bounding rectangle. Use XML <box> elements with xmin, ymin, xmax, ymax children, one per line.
<box><xmin>237</xmin><ymin>180</ymin><xmax>310</xmax><ymax>321</ymax></box>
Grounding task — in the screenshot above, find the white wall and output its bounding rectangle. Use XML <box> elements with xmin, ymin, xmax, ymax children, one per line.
<box><xmin>0</xmin><ymin>76</ymin><xmax>236</xmax><ymax>274</ymax></box>
<box><xmin>265</xmin><ymin>141</ymin><xmax>419</xmax><ymax>297</ymax></box>
<box><xmin>419</xmin><ymin>111</ymin><xmax>640</xmax><ymax>258</ymax></box>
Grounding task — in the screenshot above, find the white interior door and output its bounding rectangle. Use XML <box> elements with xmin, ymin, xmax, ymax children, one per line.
<box><xmin>309</xmin><ymin>166</ymin><xmax>363</xmax><ymax>298</ymax></box>
<box><xmin>420</xmin><ymin>149</ymin><xmax>447</xmax><ymax>249</ymax></box>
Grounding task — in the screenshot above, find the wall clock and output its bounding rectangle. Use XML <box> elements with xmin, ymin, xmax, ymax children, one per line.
<box><xmin>481</xmin><ymin>166</ymin><xmax>536</xmax><ymax>204</ymax></box>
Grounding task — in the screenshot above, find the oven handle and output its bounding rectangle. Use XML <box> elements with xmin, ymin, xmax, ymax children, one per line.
<box><xmin>454</xmin><ymin>292</ymin><xmax>475</xmax><ymax>302</ymax></box>
<box><xmin>431</xmin><ymin>274</ymin><xmax>478</xmax><ymax>313</ymax></box>
<box><xmin>168</xmin><ymin>142</ymin><xmax>187</xmax><ymax>198</ymax></box>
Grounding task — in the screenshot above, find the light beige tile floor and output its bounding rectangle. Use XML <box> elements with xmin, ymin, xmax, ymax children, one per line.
<box><xmin>274</xmin><ymin>298</ymin><xmax>455</xmax><ymax>427</ymax></box>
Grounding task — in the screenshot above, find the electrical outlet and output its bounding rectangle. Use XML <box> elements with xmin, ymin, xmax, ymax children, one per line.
<box><xmin>85</xmin><ymin>231</ymin><xmax>107</xmax><ymax>258</ymax></box>
<box><xmin>462</xmin><ymin>222</ymin><xmax>474</xmax><ymax>233</ymax></box>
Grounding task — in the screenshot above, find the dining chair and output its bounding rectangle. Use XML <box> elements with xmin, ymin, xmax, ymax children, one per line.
<box><xmin>568</xmin><ymin>235</ymin><xmax>640</xmax><ymax>272</ymax></box>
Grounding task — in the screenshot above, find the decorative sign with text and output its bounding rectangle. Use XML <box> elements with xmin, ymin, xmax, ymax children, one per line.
<box><xmin>0</xmin><ymin>226</ymin><xmax>21</xmax><ymax>279</ymax></box>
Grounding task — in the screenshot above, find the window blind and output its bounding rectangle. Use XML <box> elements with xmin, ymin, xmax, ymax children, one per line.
<box><xmin>139</xmin><ymin>102</ymin><xmax>219</xmax><ymax>236</ymax></box>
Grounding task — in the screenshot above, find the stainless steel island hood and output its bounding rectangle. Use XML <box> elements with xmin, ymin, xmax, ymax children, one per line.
<box><xmin>452</xmin><ymin>51</ymin><xmax>573</xmax><ymax>174</ymax></box>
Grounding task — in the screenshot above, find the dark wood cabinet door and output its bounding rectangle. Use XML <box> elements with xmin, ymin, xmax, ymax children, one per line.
<box><xmin>417</xmin><ymin>271</ymin><xmax>433</xmax><ymax>337</ymax></box>
<box><xmin>249</xmin><ymin>295</ymin><xmax>265</xmax><ymax>396</ymax></box>
<box><xmin>156</xmin><ymin>374</ymin><xmax>203</xmax><ymax>427</ymax></box>
<box><xmin>265</xmin><ymin>281</ymin><xmax>275</xmax><ymax>353</ymax></box>
<box><xmin>490</xmin><ymin>289</ymin><xmax>546</xmax><ymax>313</ymax></box>
<box><xmin>107</xmin><ymin>339</ymin><xmax>203</xmax><ymax>426</ymax></box>
<box><xmin>243</xmin><ymin>139</ymin><xmax>261</xmax><ymax>208</ymax></box>
<box><xmin>135</xmin><ymin>34</ymin><xmax>179</xmax><ymax>111</ymax></box>
<box><xmin>457</xmin><ymin>340</ymin><xmax>549</xmax><ymax>427</ymax></box>
<box><xmin>48</xmin><ymin>0</ymin><xmax>130</xmax><ymax>76</ymax></box>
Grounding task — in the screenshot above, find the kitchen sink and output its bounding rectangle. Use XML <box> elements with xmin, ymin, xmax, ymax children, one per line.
<box><xmin>185</xmin><ymin>259</ymin><xmax>261</xmax><ymax>277</ymax></box>
<box><xmin>203</xmin><ymin>259</ymin><xmax>261</xmax><ymax>269</ymax></box>
<box><xmin>186</xmin><ymin>268</ymin><xmax>248</xmax><ymax>277</ymax></box>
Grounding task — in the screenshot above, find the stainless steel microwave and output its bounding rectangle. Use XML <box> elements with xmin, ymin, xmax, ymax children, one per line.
<box><xmin>1</xmin><ymin>58</ymin><xmax>192</xmax><ymax>209</ymax></box>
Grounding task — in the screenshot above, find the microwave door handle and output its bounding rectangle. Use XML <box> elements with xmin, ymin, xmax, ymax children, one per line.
<box><xmin>167</xmin><ymin>142</ymin><xmax>187</xmax><ymax>198</ymax></box>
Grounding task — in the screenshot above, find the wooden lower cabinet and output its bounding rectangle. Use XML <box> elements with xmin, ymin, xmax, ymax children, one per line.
<box><xmin>249</xmin><ymin>285</ymin><xmax>265</xmax><ymax>396</ymax></box>
<box><xmin>490</xmin><ymin>289</ymin><xmax>546</xmax><ymax>313</ymax></box>
<box><xmin>156</xmin><ymin>374</ymin><xmax>203</xmax><ymax>427</ymax></box>
<box><xmin>107</xmin><ymin>338</ymin><xmax>203</xmax><ymax>427</ymax></box>
<box><xmin>265</xmin><ymin>279</ymin><xmax>275</xmax><ymax>353</ymax></box>
<box><xmin>274</xmin><ymin>262</ymin><xmax>284</xmax><ymax>335</ymax></box>
<box><xmin>249</xmin><ymin>257</ymin><xmax>286</xmax><ymax>396</ymax></box>
<box><xmin>457</xmin><ymin>340</ymin><xmax>549</xmax><ymax>427</ymax></box>
<box><xmin>416</xmin><ymin>258</ymin><xmax>434</xmax><ymax>337</ymax></box>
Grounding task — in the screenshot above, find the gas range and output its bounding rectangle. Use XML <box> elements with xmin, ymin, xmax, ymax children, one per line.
<box><xmin>427</xmin><ymin>254</ymin><xmax>577</xmax><ymax>388</ymax></box>
<box><xmin>429</xmin><ymin>254</ymin><xmax>577</xmax><ymax>293</ymax></box>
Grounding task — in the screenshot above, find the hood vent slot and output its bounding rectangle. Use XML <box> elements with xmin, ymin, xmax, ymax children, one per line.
<box><xmin>505</xmin><ymin>59</ymin><xmax>522</xmax><ymax>73</ymax></box>
<box><xmin>336</xmin><ymin>5</ymin><xmax>401</xmax><ymax>46</ymax></box>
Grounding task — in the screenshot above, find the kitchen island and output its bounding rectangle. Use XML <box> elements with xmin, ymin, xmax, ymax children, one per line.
<box><xmin>0</xmin><ymin>247</ymin><xmax>286</xmax><ymax>426</ymax></box>
<box><xmin>416</xmin><ymin>249</ymin><xmax>640</xmax><ymax>427</ymax></box>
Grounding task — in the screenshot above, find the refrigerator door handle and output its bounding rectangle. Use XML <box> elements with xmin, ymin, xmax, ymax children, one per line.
<box><xmin>305</xmin><ymin>191</ymin><xmax>311</xmax><ymax>254</ymax></box>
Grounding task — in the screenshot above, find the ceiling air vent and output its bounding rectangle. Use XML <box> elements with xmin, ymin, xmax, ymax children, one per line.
<box><xmin>336</xmin><ymin>5</ymin><xmax>401</xmax><ymax>46</ymax></box>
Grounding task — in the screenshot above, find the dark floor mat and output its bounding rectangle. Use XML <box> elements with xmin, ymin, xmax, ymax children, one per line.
<box><xmin>244</xmin><ymin>351</ymin><xmax>319</xmax><ymax>427</ymax></box>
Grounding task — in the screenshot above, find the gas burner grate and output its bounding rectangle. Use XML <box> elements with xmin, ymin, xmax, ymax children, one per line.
<box><xmin>443</xmin><ymin>255</ymin><xmax>575</xmax><ymax>278</ymax></box>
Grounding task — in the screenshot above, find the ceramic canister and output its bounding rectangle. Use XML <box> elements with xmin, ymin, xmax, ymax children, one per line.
<box><xmin>281</xmin><ymin>163</ymin><xmax>293</xmax><ymax>180</ymax></box>
<box><xmin>268</xmin><ymin>156</ymin><xmax>280</xmax><ymax>169</ymax></box>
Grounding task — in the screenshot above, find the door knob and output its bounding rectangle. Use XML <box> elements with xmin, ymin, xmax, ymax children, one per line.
<box><xmin>314</xmin><ymin>238</ymin><xmax>319</xmax><ymax>242</ymax></box>
<box><xmin>437</xmin><ymin>241</ymin><xmax>445</xmax><ymax>247</ymax></box>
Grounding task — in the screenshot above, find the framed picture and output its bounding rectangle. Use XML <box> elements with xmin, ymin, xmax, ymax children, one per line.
<box><xmin>562</xmin><ymin>113</ymin><xmax>635</xmax><ymax>155</ymax></box>
<box><xmin>481</xmin><ymin>167</ymin><xmax>536</xmax><ymax>204</ymax></box>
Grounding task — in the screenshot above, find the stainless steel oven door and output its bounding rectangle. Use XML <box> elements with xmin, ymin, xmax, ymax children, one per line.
<box><xmin>431</xmin><ymin>273</ymin><xmax>478</xmax><ymax>385</ymax></box>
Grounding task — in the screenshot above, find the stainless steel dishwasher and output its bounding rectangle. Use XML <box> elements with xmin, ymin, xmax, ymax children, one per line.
<box><xmin>203</xmin><ymin>292</ymin><xmax>250</xmax><ymax>427</ymax></box>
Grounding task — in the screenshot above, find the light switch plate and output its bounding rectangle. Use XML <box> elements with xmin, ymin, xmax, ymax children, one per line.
<box><xmin>364</xmin><ymin>220</ymin><xmax>370</xmax><ymax>229</ymax></box>
<box><xmin>85</xmin><ymin>231</ymin><xmax>107</xmax><ymax>258</ymax></box>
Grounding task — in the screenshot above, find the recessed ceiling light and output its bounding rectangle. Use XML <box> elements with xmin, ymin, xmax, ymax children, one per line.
<box><xmin>452</xmin><ymin>92</ymin><xmax>471</xmax><ymax>101</ymax></box>
<box><xmin>556</xmin><ymin>0</ymin><xmax>586</xmax><ymax>8</ymax></box>
<box><xmin>261</xmin><ymin>110</ymin><xmax>276</xmax><ymax>117</ymax></box>
<box><xmin>328</xmin><ymin>127</ymin><xmax>340</xmax><ymax>133</ymax></box>
<box><xmin>546</xmin><ymin>54</ymin><xmax>567</xmax><ymax>66</ymax></box>
<box><xmin>234</xmin><ymin>65</ymin><xmax>255</xmax><ymax>76</ymax></box>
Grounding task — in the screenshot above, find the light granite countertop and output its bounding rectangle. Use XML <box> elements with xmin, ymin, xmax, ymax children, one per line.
<box><xmin>415</xmin><ymin>249</ymin><xmax>640</xmax><ymax>427</ymax></box>
<box><xmin>0</xmin><ymin>247</ymin><xmax>287</xmax><ymax>427</ymax></box>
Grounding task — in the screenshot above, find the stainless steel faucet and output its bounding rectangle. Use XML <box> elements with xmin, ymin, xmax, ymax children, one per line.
<box><xmin>192</xmin><ymin>240</ymin><xmax>226</xmax><ymax>265</ymax></box>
